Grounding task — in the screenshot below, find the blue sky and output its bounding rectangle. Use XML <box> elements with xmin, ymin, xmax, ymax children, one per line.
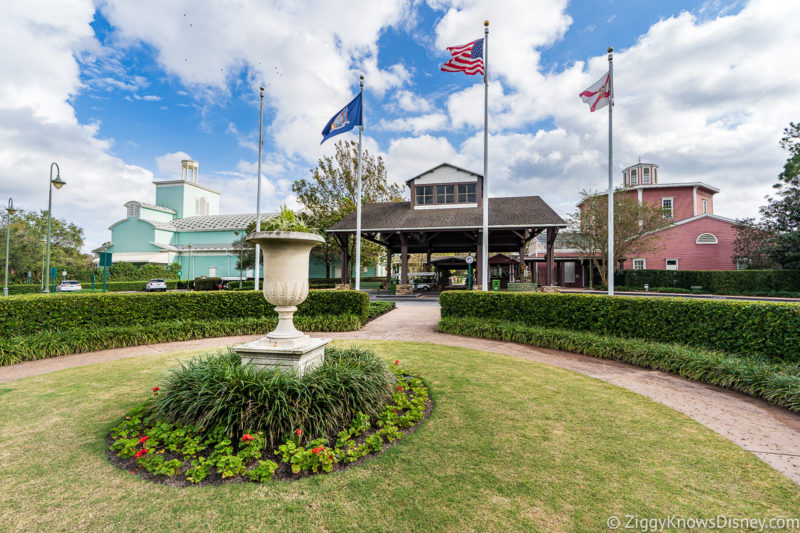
<box><xmin>1</xmin><ymin>0</ymin><xmax>793</xmax><ymax>251</ymax></box>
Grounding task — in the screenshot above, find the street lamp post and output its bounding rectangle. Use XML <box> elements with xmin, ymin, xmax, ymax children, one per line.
<box><xmin>43</xmin><ymin>162</ymin><xmax>66</xmax><ymax>293</ymax></box>
<box><xmin>3</xmin><ymin>198</ymin><xmax>18</xmax><ymax>297</ymax></box>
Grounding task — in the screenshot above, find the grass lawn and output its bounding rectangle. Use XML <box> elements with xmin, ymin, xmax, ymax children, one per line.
<box><xmin>1</xmin><ymin>340</ymin><xmax>797</xmax><ymax>532</ymax></box>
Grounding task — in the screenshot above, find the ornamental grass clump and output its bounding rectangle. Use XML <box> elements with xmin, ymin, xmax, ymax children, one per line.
<box><xmin>152</xmin><ymin>346</ymin><xmax>397</xmax><ymax>446</ymax></box>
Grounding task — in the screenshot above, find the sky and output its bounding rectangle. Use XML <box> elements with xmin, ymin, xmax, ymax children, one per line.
<box><xmin>2</xmin><ymin>0</ymin><xmax>798</xmax><ymax>252</ymax></box>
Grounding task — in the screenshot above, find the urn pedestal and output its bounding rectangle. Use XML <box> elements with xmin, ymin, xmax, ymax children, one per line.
<box><xmin>233</xmin><ymin>231</ymin><xmax>330</xmax><ymax>376</ymax></box>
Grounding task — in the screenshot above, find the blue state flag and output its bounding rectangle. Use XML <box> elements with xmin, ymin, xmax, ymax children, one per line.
<box><xmin>321</xmin><ymin>93</ymin><xmax>362</xmax><ymax>144</ymax></box>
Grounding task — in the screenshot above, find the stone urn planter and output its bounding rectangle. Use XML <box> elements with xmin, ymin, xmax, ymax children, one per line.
<box><xmin>233</xmin><ymin>231</ymin><xmax>330</xmax><ymax>376</ymax></box>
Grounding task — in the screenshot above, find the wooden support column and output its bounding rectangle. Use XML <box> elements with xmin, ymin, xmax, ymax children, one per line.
<box><xmin>519</xmin><ymin>245</ymin><xmax>526</xmax><ymax>282</ymax></box>
<box><xmin>546</xmin><ymin>228</ymin><xmax>558</xmax><ymax>286</ymax></box>
<box><xmin>339</xmin><ymin>234</ymin><xmax>350</xmax><ymax>285</ymax></box>
<box><xmin>386</xmin><ymin>247</ymin><xmax>392</xmax><ymax>284</ymax></box>
<box><xmin>399</xmin><ymin>233</ymin><xmax>409</xmax><ymax>285</ymax></box>
<box><xmin>426</xmin><ymin>249</ymin><xmax>432</xmax><ymax>267</ymax></box>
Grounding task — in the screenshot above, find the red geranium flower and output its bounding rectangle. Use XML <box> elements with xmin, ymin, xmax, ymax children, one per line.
<box><xmin>135</xmin><ymin>449</ymin><xmax>149</xmax><ymax>459</ymax></box>
<box><xmin>152</xmin><ymin>386</ymin><xmax>160</xmax><ymax>393</ymax></box>
<box><xmin>296</xmin><ymin>429</ymin><xmax>302</xmax><ymax>436</ymax></box>
<box><xmin>241</xmin><ymin>434</ymin><xmax>254</xmax><ymax>442</ymax></box>
<box><xmin>394</xmin><ymin>360</ymin><xmax>399</xmax><ymax>365</ymax></box>
<box><xmin>138</xmin><ymin>436</ymin><xmax>149</xmax><ymax>445</ymax></box>
<box><xmin>397</xmin><ymin>386</ymin><xmax>403</xmax><ymax>391</ymax></box>
<box><xmin>130</xmin><ymin>470</ymin><xmax>135</xmax><ymax>474</ymax></box>
<box><xmin>312</xmin><ymin>446</ymin><xmax>323</xmax><ymax>454</ymax></box>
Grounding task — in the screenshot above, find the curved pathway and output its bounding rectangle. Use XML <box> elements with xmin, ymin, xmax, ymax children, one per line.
<box><xmin>2</xmin><ymin>300</ymin><xmax>800</xmax><ymax>486</ymax></box>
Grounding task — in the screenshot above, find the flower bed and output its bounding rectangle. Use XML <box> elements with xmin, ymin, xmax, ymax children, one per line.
<box><xmin>107</xmin><ymin>349</ymin><xmax>431</xmax><ymax>485</ymax></box>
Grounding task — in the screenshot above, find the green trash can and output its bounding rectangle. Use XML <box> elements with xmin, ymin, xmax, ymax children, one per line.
<box><xmin>389</xmin><ymin>280</ymin><xmax>397</xmax><ymax>295</ymax></box>
<box><xmin>491</xmin><ymin>279</ymin><xmax>501</xmax><ymax>291</ymax></box>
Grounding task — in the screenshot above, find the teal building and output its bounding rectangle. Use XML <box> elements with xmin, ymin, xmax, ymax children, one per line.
<box><xmin>104</xmin><ymin>160</ymin><xmax>263</xmax><ymax>279</ymax></box>
<box><xmin>103</xmin><ymin>160</ymin><xmax>381</xmax><ymax>280</ymax></box>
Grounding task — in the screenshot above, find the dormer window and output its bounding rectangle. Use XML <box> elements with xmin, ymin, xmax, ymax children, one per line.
<box><xmin>436</xmin><ymin>185</ymin><xmax>455</xmax><ymax>204</ymax></box>
<box><xmin>416</xmin><ymin>186</ymin><xmax>434</xmax><ymax>205</ymax></box>
<box><xmin>643</xmin><ymin>167</ymin><xmax>650</xmax><ymax>184</ymax></box>
<box><xmin>458</xmin><ymin>183</ymin><xmax>476</xmax><ymax>203</ymax></box>
<box><xmin>631</xmin><ymin>169</ymin><xmax>638</xmax><ymax>186</ymax></box>
<box><xmin>127</xmin><ymin>203</ymin><xmax>140</xmax><ymax>218</ymax></box>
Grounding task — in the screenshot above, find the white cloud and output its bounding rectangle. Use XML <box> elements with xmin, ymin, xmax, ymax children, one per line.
<box><xmin>429</xmin><ymin>0</ymin><xmax>800</xmax><ymax>220</ymax></box>
<box><xmin>0</xmin><ymin>1</ymin><xmax>154</xmax><ymax>251</ymax></box>
<box><xmin>391</xmin><ymin>89</ymin><xmax>434</xmax><ymax>113</ymax></box>
<box><xmin>379</xmin><ymin>113</ymin><xmax>448</xmax><ymax>135</ymax></box>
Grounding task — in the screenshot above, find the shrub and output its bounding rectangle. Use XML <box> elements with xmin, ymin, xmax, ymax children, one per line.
<box><xmin>438</xmin><ymin>316</ymin><xmax>800</xmax><ymax>413</ymax></box>
<box><xmin>152</xmin><ymin>347</ymin><xmax>397</xmax><ymax>446</ymax></box>
<box><xmin>0</xmin><ymin>289</ymin><xmax>369</xmax><ymax>337</ymax></box>
<box><xmin>620</xmin><ymin>269</ymin><xmax>800</xmax><ymax>295</ymax></box>
<box><xmin>194</xmin><ymin>277</ymin><xmax>223</xmax><ymax>291</ymax></box>
<box><xmin>439</xmin><ymin>291</ymin><xmax>800</xmax><ymax>363</ymax></box>
<box><xmin>0</xmin><ymin>314</ymin><xmax>363</xmax><ymax>366</ymax></box>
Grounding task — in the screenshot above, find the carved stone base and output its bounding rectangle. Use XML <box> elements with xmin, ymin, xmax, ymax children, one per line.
<box><xmin>234</xmin><ymin>337</ymin><xmax>331</xmax><ymax>377</ymax></box>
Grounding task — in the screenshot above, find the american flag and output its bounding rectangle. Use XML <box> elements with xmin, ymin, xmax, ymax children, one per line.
<box><xmin>441</xmin><ymin>38</ymin><xmax>484</xmax><ymax>76</ymax></box>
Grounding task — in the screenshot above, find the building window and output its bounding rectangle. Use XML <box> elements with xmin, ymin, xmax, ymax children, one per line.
<box><xmin>666</xmin><ymin>258</ymin><xmax>679</xmax><ymax>270</ymax></box>
<box><xmin>643</xmin><ymin>167</ymin><xmax>650</xmax><ymax>184</ymax></box>
<box><xmin>415</xmin><ymin>186</ymin><xmax>433</xmax><ymax>205</ymax></box>
<box><xmin>209</xmin><ymin>267</ymin><xmax>216</xmax><ymax>277</ymax></box>
<box><xmin>661</xmin><ymin>197</ymin><xmax>673</xmax><ymax>218</ymax></box>
<box><xmin>702</xmin><ymin>199</ymin><xmax>708</xmax><ymax>214</ymax></box>
<box><xmin>196</xmin><ymin>196</ymin><xmax>209</xmax><ymax>216</ymax></box>
<box><xmin>457</xmin><ymin>183</ymin><xmax>476</xmax><ymax>203</ymax></box>
<box><xmin>633</xmin><ymin>259</ymin><xmax>646</xmax><ymax>270</ymax></box>
<box><xmin>631</xmin><ymin>169</ymin><xmax>638</xmax><ymax>186</ymax></box>
<box><xmin>127</xmin><ymin>203</ymin><xmax>140</xmax><ymax>218</ymax></box>
<box><xmin>436</xmin><ymin>184</ymin><xmax>455</xmax><ymax>204</ymax></box>
<box><xmin>696</xmin><ymin>233</ymin><xmax>718</xmax><ymax>244</ymax></box>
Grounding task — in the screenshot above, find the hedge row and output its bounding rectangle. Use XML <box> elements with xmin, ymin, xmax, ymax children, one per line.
<box><xmin>438</xmin><ymin>317</ymin><xmax>800</xmax><ymax>413</ymax></box>
<box><xmin>439</xmin><ymin>291</ymin><xmax>800</xmax><ymax>363</ymax></box>
<box><xmin>620</xmin><ymin>269</ymin><xmax>800</xmax><ymax>294</ymax></box>
<box><xmin>0</xmin><ymin>290</ymin><xmax>370</xmax><ymax>337</ymax></box>
<box><xmin>5</xmin><ymin>280</ymin><xmax>184</xmax><ymax>295</ymax></box>
<box><xmin>0</xmin><ymin>315</ymin><xmax>362</xmax><ymax>366</ymax></box>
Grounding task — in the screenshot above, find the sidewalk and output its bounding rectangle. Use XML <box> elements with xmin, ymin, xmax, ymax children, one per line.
<box><xmin>3</xmin><ymin>302</ymin><xmax>800</xmax><ymax>486</ymax></box>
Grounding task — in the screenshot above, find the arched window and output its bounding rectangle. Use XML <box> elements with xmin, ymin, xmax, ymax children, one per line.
<box><xmin>696</xmin><ymin>233</ymin><xmax>718</xmax><ymax>244</ymax></box>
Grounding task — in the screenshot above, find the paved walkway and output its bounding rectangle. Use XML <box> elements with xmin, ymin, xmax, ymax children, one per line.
<box><xmin>3</xmin><ymin>301</ymin><xmax>800</xmax><ymax>486</ymax></box>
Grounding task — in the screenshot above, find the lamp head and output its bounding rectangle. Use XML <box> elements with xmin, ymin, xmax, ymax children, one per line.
<box><xmin>7</xmin><ymin>198</ymin><xmax>17</xmax><ymax>215</ymax></box>
<box><xmin>51</xmin><ymin>175</ymin><xmax>66</xmax><ymax>189</ymax></box>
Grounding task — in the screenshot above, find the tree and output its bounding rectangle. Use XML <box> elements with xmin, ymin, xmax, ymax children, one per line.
<box><xmin>759</xmin><ymin>122</ymin><xmax>800</xmax><ymax>268</ymax></box>
<box><xmin>232</xmin><ymin>224</ymin><xmax>256</xmax><ymax>272</ymax></box>
<box><xmin>1</xmin><ymin>210</ymin><xmax>91</xmax><ymax>283</ymax></box>
<box><xmin>566</xmin><ymin>190</ymin><xmax>673</xmax><ymax>286</ymax></box>
<box><xmin>731</xmin><ymin>217</ymin><xmax>777</xmax><ymax>269</ymax></box>
<box><xmin>292</xmin><ymin>140</ymin><xmax>404</xmax><ymax>276</ymax></box>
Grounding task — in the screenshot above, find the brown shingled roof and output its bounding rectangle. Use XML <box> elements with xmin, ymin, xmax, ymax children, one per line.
<box><xmin>328</xmin><ymin>197</ymin><xmax>565</xmax><ymax>232</ymax></box>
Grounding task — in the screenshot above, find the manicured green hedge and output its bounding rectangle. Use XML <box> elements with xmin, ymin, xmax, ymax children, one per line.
<box><xmin>439</xmin><ymin>291</ymin><xmax>800</xmax><ymax>363</ymax></box>
<box><xmin>620</xmin><ymin>269</ymin><xmax>800</xmax><ymax>295</ymax></box>
<box><xmin>6</xmin><ymin>280</ymin><xmax>184</xmax><ymax>295</ymax></box>
<box><xmin>0</xmin><ymin>315</ymin><xmax>362</xmax><ymax>366</ymax></box>
<box><xmin>0</xmin><ymin>290</ymin><xmax>369</xmax><ymax>337</ymax></box>
<box><xmin>438</xmin><ymin>317</ymin><xmax>800</xmax><ymax>413</ymax></box>
<box><xmin>194</xmin><ymin>277</ymin><xmax>222</xmax><ymax>291</ymax></box>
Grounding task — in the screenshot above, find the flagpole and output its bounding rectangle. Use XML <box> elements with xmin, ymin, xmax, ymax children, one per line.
<box><xmin>255</xmin><ymin>85</ymin><xmax>264</xmax><ymax>292</ymax></box>
<box><xmin>482</xmin><ymin>20</ymin><xmax>489</xmax><ymax>292</ymax></box>
<box><xmin>607</xmin><ymin>47</ymin><xmax>614</xmax><ymax>296</ymax></box>
<box><xmin>355</xmin><ymin>75</ymin><xmax>364</xmax><ymax>291</ymax></box>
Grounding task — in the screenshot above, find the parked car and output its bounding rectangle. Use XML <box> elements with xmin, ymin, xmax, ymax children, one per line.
<box><xmin>413</xmin><ymin>279</ymin><xmax>433</xmax><ymax>291</ymax></box>
<box><xmin>55</xmin><ymin>280</ymin><xmax>82</xmax><ymax>292</ymax></box>
<box><xmin>145</xmin><ymin>279</ymin><xmax>167</xmax><ymax>292</ymax></box>
<box><xmin>216</xmin><ymin>279</ymin><xmax>229</xmax><ymax>290</ymax></box>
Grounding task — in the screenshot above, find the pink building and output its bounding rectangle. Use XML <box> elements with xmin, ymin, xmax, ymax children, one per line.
<box><xmin>617</xmin><ymin>162</ymin><xmax>738</xmax><ymax>272</ymax></box>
